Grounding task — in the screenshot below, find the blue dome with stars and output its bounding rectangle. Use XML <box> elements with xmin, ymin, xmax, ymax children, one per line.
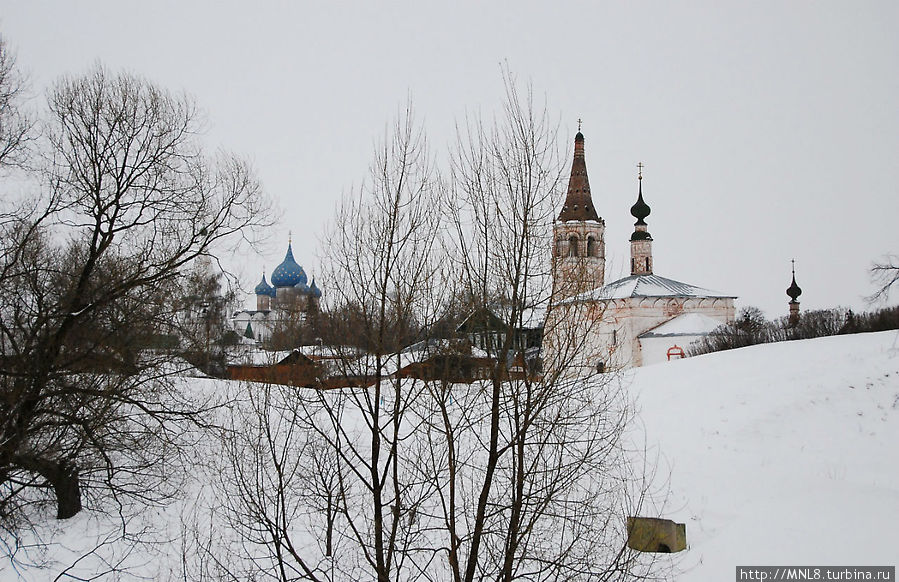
<box><xmin>254</xmin><ymin>274</ymin><xmax>276</xmax><ymax>297</ymax></box>
<box><xmin>270</xmin><ymin>243</ymin><xmax>308</xmax><ymax>288</ymax></box>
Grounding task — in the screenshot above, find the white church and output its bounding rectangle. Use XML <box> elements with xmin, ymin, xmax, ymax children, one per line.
<box><xmin>231</xmin><ymin>241</ymin><xmax>322</xmax><ymax>344</ymax></box>
<box><xmin>544</xmin><ymin>130</ymin><xmax>736</xmax><ymax>371</ymax></box>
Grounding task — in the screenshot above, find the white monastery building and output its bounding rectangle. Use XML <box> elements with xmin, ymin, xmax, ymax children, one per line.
<box><xmin>545</xmin><ymin>130</ymin><xmax>736</xmax><ymax>371</ymax></box>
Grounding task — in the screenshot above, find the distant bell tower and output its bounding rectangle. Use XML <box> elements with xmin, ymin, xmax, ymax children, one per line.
<box><xmin>630</xmin><ymin>163</ymin><xmax>653</xmax><ymax>276</ymax></box>
<box><xmin>552</xmin><ymin>125</ymin><xmax>605</xmax><ymax>300</ymax></box>
<box><xmin>787</xmin><ymin>260</ymin><xmax>802</xmax><ymax>326</ymax></box>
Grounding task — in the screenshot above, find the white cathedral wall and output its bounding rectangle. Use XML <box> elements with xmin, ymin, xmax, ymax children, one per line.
<box><xmin>231</xmin><ymin>311</ymin><xmax>274</xmax><ymax>343</ymax></box>
<box><xmin>639</xmin><ymin>335</ymin><xmax>705</xmax><ymax>366</ymax></box>
<box><xmin>546</xmin><ymin>296</ymin><xmax>735</xmax><ymax>373</ymax></box>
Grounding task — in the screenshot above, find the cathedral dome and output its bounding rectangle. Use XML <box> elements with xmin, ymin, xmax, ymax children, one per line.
<box><xmin>270</xmin><ymin>243</ymin><xmax>306</xmax><ymax>288</ymax></box>
<box><xmin>254</xmin><ymin>274</ymin><xmax>276</xmax><ymax>297</ymax></box>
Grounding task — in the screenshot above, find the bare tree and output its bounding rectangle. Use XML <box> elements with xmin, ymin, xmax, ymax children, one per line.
<box><xmin>0</xmin><ymin>63</ymin><xmax>270</xmax><ymax>560</ymax></box>
<box><xmin>211</xmin><ymin>79</ymin><xmax>663</xmax><ymax>581</ymax></box>
<box><xmin>207</xmin><ymin>103</ymin><xmax>445</xmax><ymax>582</ymax></box>
<box><xmin>0</xmin><ymin>34</ymin><xmax>33</xmax><ymax>170</ymax></box>
<box><xmin>869</xmin><ymin>254</ymin><xmax>899</xmax><ymax>303</ymax></box>
<box><xmin>431</xmin><ymin>71</ymin><xmax>656</xmax><ymax>581</ymax></box>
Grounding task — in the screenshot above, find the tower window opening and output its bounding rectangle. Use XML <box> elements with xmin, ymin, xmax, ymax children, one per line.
<box><xmin>568</xmin><ymin>235</ymin><xmax>579</xmax><ymax>257</ymax></box>
<box><xmin>646</xmin><ymin>257</ymin><xmax>650</xmax><ymax>271</ymax></box>
<box><xmin>587</xmin><ymin>236</ymin><xmax>596</xmax><ymax>257</ymax></box>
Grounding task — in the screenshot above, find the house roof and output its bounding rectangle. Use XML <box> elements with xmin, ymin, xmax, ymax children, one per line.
<box><xmin>639</xmin><ymin>313</ymin><xmax>726</xmax><ymax>338</ymax></box>
<box><xmin>456</xmin><ymin>304</ymin><xmax>547</xmax><ymax>334</ymax></box>
<box><xmin>564</xmin><ymin>273</ymin><xmax>736</xmax><ymax>303</ymax></box>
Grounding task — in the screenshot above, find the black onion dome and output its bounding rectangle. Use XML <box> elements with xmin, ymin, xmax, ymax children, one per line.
<box><xmin>630</xmin><ymin>230</ymin><xmax>653</xmax><ymax>241</ymax></box>
<box><xmin>787</xmin><ymin>272</ymin><xmax>802</xmax><ymax>301</ymax></box>
<box><xmin>630</xmin><ymin>180</ymin><xmax>651</xmax><ymax>225</ymax></box>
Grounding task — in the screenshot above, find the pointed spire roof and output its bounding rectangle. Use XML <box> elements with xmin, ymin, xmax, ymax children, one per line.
<box><xmin>558</xmin><ymin>129</ymin><xmax>600</xmax><ymax>222</ymax></box>
<box><xmin>787</xmin><ymin>260</ymin><xmax>802</xmax><ymax>301</ymax></box>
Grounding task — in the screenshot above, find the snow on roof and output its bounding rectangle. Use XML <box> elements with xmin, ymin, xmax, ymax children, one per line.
<box><xmin>566</xmin><ymin>273</ymin><xmax>736</xmax><ymax>303</ymax></box>
<box><xmin>295</xmin><ymin>344</ymin><xmax>366</xmax><ymax>359</ymax></box>
<box><xmin>638</xmin><ymin>313</ymin><xmax>726</xmax><ymax>338</ymax></box>
<box><xmin>228</xmin><ymin>349</ymin><xmax>292</xmax><ymax>367</ymax></box>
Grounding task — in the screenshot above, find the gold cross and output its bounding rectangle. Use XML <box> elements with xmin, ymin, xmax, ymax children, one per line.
<box><xmin>637</xmin><ymin>162</ymin><xmax>644</xmax><ymax>179</ymax></box>
<box><xmin>577</xmin><ymin>118</ymin><xmax>582</xmax><ymax>132</ymax></box>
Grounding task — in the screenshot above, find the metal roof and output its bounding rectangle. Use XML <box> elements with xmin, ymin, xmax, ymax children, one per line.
<box><xmin>565</xmin><ymin>273</ymin><xmax>736</xmax><ymax>303</ymax></box>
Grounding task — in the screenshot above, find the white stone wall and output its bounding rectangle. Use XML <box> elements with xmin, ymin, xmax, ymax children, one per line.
<box><xmin>545</xmin><ymin>295</ymin><xmax>735</xmax><ymax>373</ymax></box>
<box><xmin>630</xmin><ymin>239</ymin><xmax>653</xmax><ymax>275</ymax></box>
<box><xmin>231</xmin><ymin>311</ymin><xmax>274</xmax><ymax>343</ymax></box>
<box><xmin>639</xmin><ymin>335</ymin><xmax>704</xmax><ymax>366</ymax></box>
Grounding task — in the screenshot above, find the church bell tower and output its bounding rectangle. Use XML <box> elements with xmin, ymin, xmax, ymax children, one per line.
<box><xmin>552</xmin><ymin>127</ymin><xmax>605</xmax><ymax>300</ymax></box>
<box><xmin>630</xmin><ymin>164</ymin><xmax>653</xmax><ymax>276</ymax></box>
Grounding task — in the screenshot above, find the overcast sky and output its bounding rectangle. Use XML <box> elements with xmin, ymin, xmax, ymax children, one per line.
<box><xmin>3</xmin><ymin>1</ymin><xmax>897</xmax><ymax>317</ymax></box>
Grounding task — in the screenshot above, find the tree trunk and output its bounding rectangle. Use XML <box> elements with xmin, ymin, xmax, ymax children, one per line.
<box><xmin>15</xmin><ymin>455</ymin><xmax>82</xmax><ymax>519</ymax></box>
<box><xmin>52</xmin><ymin>461</ymin><xmax>82</xmax><ymax>519</ymax></box>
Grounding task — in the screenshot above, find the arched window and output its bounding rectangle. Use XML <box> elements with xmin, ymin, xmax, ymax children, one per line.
<box><xmin>587</xmin><ymin>236</ymin><xmax>596</xmax><ymax>257</ymax></box>
<box><xmin>568</xmin><ymin>235</ymin><xmax>579</xmax><ymax>257</ymax></box>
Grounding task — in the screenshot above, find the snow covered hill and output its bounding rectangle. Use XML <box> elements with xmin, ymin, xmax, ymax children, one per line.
<box><xmin>629</xmin><ymin>330</ymin><xmax>899</xmax><ymax>579</ymax></box>
<box><xmin>4</xmin><ymin>331</ymin><xmax>897</xmax><ymax>580</ymax></box>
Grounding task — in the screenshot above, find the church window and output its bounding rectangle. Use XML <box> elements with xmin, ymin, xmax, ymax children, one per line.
<box><xmin>646</xmin><ymin>257</ymin><xmax>650</xmax><ymax>271</ymax></box>
<box><xmin>612</xmin><ymin>329</ymin><xmax>617</xmax><ymax>345</ymax></box>
<box><xmin>587</xmin><ymin>236</ymin><xmax>596</xmax><ymax>257</ymax></box>
<box><xmin>568</xmin><ymin>235</ymin><xmax>579</xmax><ymax>257</ymax></box>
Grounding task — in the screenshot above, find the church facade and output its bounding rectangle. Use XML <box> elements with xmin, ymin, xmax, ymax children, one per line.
<box><xmin>231</xmin><ymin>241</ymin><xmax>322</xmax><ymax>344</ymax></box>
<box><xmin>545</xmin><ymin>131</ymin><xmax>736</xmax><ymax>372</ymax></box>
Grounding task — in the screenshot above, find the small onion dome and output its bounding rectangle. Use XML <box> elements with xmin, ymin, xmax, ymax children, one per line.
<box><xmin>630</xmin><ymin>229</ymin><xmax>653</xmax><ymax>241</ymax></box>
<box><xmin>310</xmin><ymin>279</ymin><xmax>322</xmax><ymax>298</ymax></box>
<box><xmin>294</xmin><ymin>281</ymin><xmax>310</xmax><ymax>294</ymax></box>
<box><xmin>254</xmin><ymin>274</ymin><xmax>276</xmax><ymax>297</ymax></box>
<box><xmin>630</xmin><ymin>180</ymin><xmax>651</xmax><ymax>226</ymax></box>
<box><xmin>575</xmin><ymin>131</ymin><xmax>584</xmax><ymax>142</ymax></box>
<box><xmin>271</xmin><ymin>243</ymin><xmax>307</xmax><ymax>288</ymax></box>
<box><xmin>787</xmin><ymin>272</ymin><xmax>802</xmax><ymax>301</ymax></box>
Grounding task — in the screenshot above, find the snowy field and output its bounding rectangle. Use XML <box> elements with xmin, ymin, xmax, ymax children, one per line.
<box><xmin>3</xmin><ymin>331</ymin><xmax>897</xmax><ymax>580</ymax></box>
<box><xmin>630</xmin><ymin>330</ymin><xmax>899</xmax><ymax>579</ymax></box>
